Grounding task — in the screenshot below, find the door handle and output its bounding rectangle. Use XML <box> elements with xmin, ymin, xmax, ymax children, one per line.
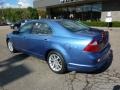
<box><xmin>44</xmin><ymin>39</ymin><xmax>47</xmax><ymax>41</ymax></box>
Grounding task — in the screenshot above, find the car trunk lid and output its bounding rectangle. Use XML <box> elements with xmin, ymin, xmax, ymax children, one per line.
<box><xmin>75</xmin><ymin>28</ymin><xmax>109</xmax><ymax>52</ymax></box>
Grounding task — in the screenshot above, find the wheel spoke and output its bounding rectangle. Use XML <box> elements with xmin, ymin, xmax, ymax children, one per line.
<box><xmin>57</xmin><ymin>63</ymin><xmax>62</xmax><ymax>68</ymax></box>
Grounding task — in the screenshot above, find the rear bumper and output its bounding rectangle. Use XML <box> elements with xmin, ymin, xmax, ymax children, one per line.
<box><xmin>67</xmin><ymin>46</ymin><xmax>112</xmax><ymax>72</ymax></box>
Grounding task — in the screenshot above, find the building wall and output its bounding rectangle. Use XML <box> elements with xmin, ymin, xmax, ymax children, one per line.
<box><xmin>101</xmin><ymin>11</ymin><xmax>120</xmax><ymax>21</ymax></box>
<box><xmin>33</xmin><ymin>0</ymin><xmax>104</xmax><ymax>8</ymax></box>
<box><xmin>33</xmin><ymin>0</ymin><xmax>60</xmax><ymax>8</ymax></box>
<box><xmin>33</xmin><ymin>0</ymin><xmax>120</xmax><ymax>21</ymax></box>
<box><xmin>101</xmin><ymin>0</ymin><xmax>120</xmax><ymax>21</ymax></box>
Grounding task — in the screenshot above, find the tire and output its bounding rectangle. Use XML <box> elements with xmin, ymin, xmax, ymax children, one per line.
<box><xmin>7</xmin><ymin>40</ymin><xmax>17</xmax><ymax>53</ymax></box>
<box><xmin>47</xmin><ymin>51</ymin><xmax>67</xmax><ymax>74</ymax></box>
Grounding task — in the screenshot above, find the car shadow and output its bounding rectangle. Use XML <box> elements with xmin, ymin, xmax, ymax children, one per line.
<box><xmin>0</xmin><ymin>54</ymin><xmax>32</xmax><ymax>87</ymax></box>
<box><xmin>113</xmin><ymin>85</ymin><xmax>120</xmax><ymax>90</ymax></box>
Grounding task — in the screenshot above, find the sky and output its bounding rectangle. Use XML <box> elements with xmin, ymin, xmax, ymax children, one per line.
<box><xmin>0</xmin><ymin>0</ymin><xmax>33</xmax><ymax>8</ymax></box>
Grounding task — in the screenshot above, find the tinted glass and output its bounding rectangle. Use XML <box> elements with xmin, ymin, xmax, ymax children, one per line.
<box><xmin>32</xmin><ymin>22</ymin><xmax>52</xmax><ymax>35</ymax></box>
<box><xmin>19</xmin><ymin>23</ymin><xmax>33</xmax><ymax>33</ymax></box>
<box><xmin>58</xmin><ymin>20</ymin><xmax>90</xmax><ymax>32</ymax></box>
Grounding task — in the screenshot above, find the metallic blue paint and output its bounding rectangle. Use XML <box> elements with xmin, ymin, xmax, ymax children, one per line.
<box><xmin>6</xmin><ymin>19</ymin><xmax>111</xmax><ymax>72</ymax></box>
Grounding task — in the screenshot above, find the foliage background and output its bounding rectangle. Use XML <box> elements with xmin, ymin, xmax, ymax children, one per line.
<box><xmin>0</xmin><ymin>7</ymin><xmax>39</xmax><ymax>23</ymax></box>
<box><xmin>81</xmin><ymin>21</ymin><xmax>120</xmax><ymax>27</ymax></box>
<box><xmin>0</xmin><ymin>7</ymin><xmax>120</xmax><ymax>27</ymax></box>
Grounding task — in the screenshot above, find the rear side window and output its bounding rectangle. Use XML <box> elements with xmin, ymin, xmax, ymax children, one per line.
<box><xmin>58</xmin><ymin>20</ymin><xmax>90</xmax><ymax>32</ymax></box>
<box><xmin>32</xmin><ymin>22</ymin><xmax>52</xmax><ymax>35</ymax></box>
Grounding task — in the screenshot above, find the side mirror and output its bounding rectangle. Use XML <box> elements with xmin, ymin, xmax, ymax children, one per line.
<box><xmin>12</xmin><ymin>31</ymin><xmax>19</xmax><ymax>34</ymax></box>
<box><xmin>14</xmin><ymin>26</ymin><xmax>19</xmax><ymax>31</ymax></box>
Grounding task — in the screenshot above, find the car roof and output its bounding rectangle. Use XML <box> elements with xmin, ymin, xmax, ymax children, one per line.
<box><xmin>25</xmin><ymin>19</ymin><xmax>73</xmax><ymax>37</ymax></box>
<box><xmin>29</xmin><ymin>19</ymin><xmax>71</xmax><ymax>23</ymax></box>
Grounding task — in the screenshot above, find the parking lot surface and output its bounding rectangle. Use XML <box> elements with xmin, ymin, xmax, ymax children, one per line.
<box><xmin>0</xmin><ymin>26</ymin><xmax>120</xmax><ymax>90</ymax></box>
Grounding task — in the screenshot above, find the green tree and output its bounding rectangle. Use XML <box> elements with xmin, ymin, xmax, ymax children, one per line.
<box><xmin>0</xmin><ymin>7</ymin><xmax>39</xmax><ymax>23</ymax></box>
<box><xmin>27</xmin><ymin>7</ymin><xmax>39</xmax><ymax>19</ymax></box>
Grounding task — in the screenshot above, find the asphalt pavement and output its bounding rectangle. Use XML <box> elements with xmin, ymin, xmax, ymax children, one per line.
<box><xmin>0</xmin><ymin>26</ymin><xmax>120</xmax><ymax>90</ymax></box>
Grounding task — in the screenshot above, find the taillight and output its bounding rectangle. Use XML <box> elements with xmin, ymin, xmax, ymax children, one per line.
<box><xmin>84</xmin><ymin>39</ymin><xmax>100</xmax><ymax>52</ymax></box>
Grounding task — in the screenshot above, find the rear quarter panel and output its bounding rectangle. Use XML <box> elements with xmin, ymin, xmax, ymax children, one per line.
<box><xmin>46</xmin><ymin>35</ymin><xmax>92</xmax><ymax>64</ymax></box>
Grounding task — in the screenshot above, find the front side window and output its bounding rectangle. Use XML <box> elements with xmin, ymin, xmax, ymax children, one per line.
<box><xmin>32</xmin><ymin>22</ymin><xmax>52</xmax><ymax>35</ymax></box>
<box><xmin>19</xmin><ymin>23</ymin><xmax>33</xmax><ymax>33</ymax></box>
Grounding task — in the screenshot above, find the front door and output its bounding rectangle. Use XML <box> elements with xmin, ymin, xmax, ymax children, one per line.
<box><xmin>12</xmin><ymin>22</ymin><xmax>33</xmax><ymax>51</ymax></box>
<box><xmin>21</xmin><ymin>22</ymin><xmax>52</xmax><ymax>58</ymax></box>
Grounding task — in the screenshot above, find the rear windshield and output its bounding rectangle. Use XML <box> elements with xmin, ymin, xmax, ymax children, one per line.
<box><xmin>58</xmin><ymin>20</ymin><xmax>90</xmax><ymax>32</ymax></box>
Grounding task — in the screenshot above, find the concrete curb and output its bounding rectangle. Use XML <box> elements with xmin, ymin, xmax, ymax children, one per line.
<box><xmin>92</xmin><ymin>27</ymin><xmax>120</xmax><ymax>30</ymax></box>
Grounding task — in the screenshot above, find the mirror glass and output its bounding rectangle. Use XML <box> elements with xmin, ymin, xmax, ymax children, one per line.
<box><xmin>12</xmin><ymin>31</ymin><xmax>19</xmax><ymax>34</ymax></box>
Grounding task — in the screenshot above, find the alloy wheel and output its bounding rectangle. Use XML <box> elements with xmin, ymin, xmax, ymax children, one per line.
<box><xmin>48</xmin><ymin>53</ymin><xmax>63</xmax><ymax>72</ymax></box>
<box><xmin>8</xmin><ymin>41</ymin><xmax>14</xmax><ymax>52</ymax></box>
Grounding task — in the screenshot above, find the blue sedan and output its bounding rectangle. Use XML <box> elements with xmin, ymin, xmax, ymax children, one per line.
<box><xmin>6</xmin><ymin>19</ymin><xmax>111</xmax><ymax>74</ymax></box>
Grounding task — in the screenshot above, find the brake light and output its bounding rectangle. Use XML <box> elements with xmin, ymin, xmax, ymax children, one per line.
<box><xmin>84</xmin><ymin>40</ymin><xmax>100</xmax><ymax>52</ymax></box>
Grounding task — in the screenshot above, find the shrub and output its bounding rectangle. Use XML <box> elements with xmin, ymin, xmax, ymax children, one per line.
<box><xmin>112</xmin><ymin>21</ymin><xmax>120</xmax><ymax>27</ymax></box>
<box><xmin>78</xmin><ymin>21</ymin><xmax>120</xmax><ymax>27</ymax></box>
